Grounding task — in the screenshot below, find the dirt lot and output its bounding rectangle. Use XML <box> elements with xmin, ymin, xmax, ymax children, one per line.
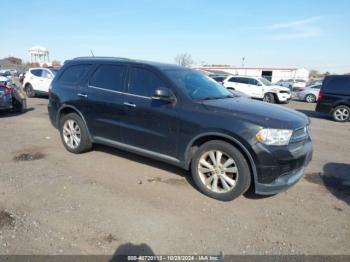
<box><xmin>0</xmin><ymin>98</ymin><xmax>349</xmax><ymax>255</ymax></box>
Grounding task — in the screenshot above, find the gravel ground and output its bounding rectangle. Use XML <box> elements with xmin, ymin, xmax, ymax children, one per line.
<box><xmin>0</xmin><ymin>98</ymin><xmax>349</xmax><ymax>255</ymax></box>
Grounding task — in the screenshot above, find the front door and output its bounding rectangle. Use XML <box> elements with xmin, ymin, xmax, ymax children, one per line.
<box><xmin>120</xmin><ymin>66</ymin><xmax>179</xmax><ymax>158</ymax></box>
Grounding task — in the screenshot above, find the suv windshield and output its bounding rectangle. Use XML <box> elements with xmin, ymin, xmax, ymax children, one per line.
<box><xmin>164</xmin><ymin>69</ymin><xmax>232</xmax><ymax>100</ymax></box>
<box><xmin>258</xmin><ymin>77</ymin><xmax>272</xmax><ymax>86</ymax></box>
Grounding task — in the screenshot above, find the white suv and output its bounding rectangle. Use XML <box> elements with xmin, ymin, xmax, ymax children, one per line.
<box><xmin>223</xmin><ymin>76</ymin><xmax>291</xmax><ymax>104</ymax></box>
<box><xmin>23</xmin><ymin>68</ymin><xmax>59</xmax><ymax>97</ymax></box>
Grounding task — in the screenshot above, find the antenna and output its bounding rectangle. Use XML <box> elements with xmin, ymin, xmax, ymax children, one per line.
<box><xmin>90</xmin><ymin>50</ymin><xmax>95</xmax><ymax>57</ymax></box>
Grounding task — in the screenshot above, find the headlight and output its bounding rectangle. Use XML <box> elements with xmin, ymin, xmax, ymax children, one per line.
<box><xmin>256</xmin><ymin>128</ymin><xmax>293</xmax><ymax>146</ymax></box>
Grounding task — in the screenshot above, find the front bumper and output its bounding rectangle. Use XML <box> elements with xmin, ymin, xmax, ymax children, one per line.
<box><xmin>254</xmin><ymin>137</ymin><xmax>313</xmax><ymax>195</ymax></box>
<box><xmin>276</xmin><ymin>92</ymin><xmax>291</xmax><ymax>102</ymax></box>
<box><xmin>0</xmin><ymin>94</ymin><xmax>12</xmax><ymax>109</ymax></box>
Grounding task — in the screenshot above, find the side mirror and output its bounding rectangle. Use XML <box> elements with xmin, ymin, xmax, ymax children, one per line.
<box><xmin>152</xmin><ymin>88</ymin><xmax>176</xmax><ymax>103</ymax></box>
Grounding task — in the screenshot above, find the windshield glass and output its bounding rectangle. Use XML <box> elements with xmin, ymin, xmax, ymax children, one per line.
<box><xmin>258</xmin><ymin>77</ymin><xmax>272</xmax><ymax>86</ymax></box>
<box><xmin>164</xmin><ymin>69</ymin><xmax>232</xmax><ymax>100</ymax></box>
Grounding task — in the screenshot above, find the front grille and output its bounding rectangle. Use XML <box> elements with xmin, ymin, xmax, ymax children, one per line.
<box><xmin>290</xmin><ymin>126</ymin><xmax>308</xmax><ymax>143</ymax></box>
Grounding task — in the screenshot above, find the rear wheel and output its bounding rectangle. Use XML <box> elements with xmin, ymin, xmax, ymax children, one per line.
<box><xmin>59</xmin><ymin>113</ymin><xmax>92</xmax><ymax>153</ymax></box>
<box><xmin>263</xmin><ymin>93</ymin><xmax>275</xmax><ymax>103</ymax></box>
<box><xmin>190</xmin><ymin>140</ymin><xmax>251</xmax><ymax>201</ymax></box>
<box><xmin>332</xmin><ymin>105</ymin><xmax>350</xmax><ymax>122</ymax></box>
<box><xmin>25</xmin><ymin>84</ymin><xmax>35</xmax><ymax>98</ymax></box>
<box><xmin>305</xmin><ymin>94</ymin><xmax>316</xmax><ymax>103</ymax></box>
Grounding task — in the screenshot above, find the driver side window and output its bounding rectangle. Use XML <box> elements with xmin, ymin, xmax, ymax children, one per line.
<box><xmin>128</xmin><ymin>68</ymin><xmax>166</xmax><ymax>97</ymax></box>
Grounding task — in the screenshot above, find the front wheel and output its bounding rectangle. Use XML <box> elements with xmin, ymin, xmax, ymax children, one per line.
<box><xmin>191</xmin><ymin>140</ymin><xmax>251</xmax><ymax>201</ymax></box>
<box><xmin>263</xmin><ymin>93</ymin><xmax>275</xmax><ymax>103</ymax></box>
<box><xmin>59</xmin><ymin>113</ymin><xmax>92</xmax><ymax>153</ymax></box>
<box><xmin>332</xmin><ymin>105</ymin><xmax>350</xmax><ymax>122</ymax></box>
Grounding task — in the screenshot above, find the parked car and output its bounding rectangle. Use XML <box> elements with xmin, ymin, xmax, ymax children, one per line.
<box><xmin>279</xmin><ymin>79</ymin><xmax>307</xmax><ymax>91</ymax></box>
<box><xmin>0</xmin><ymin>70</ymin><xmax>13</xmax><ymax>79</ymax></box>
<box><xmin>223</xmin><ymin>76</ymin><xmax>291</xmax><ymax>104</ymax></box>
<box><xmin>306</xmin><ymin>79</ymin><xmax>323</xmax><ymax>87</ymax></box>
<box><xmin>316</xmin><ymin>75</ymin><xmax>350</xmax><ymax>122</ymax></box>
<box><xmin>23</xmin><ymin>67</ymin><xmax>59</xmax><ymax>97</ymax></box>
<box><xmin>0</xmin><ymin>77</ymin><xmax>27</xmax><ymax>113</ymax></box>
<box><xmin>293</xmin><ymin>84</ymin><xmax>321</xmax><ymax>103</ymax></box>
<box><xmin>48</xmin><ymin>57</ymin><xmax>312</xmax><ymax>201</ymax></box>
<box><xmin>210</xmin><ymin>75</ymin><xmax>230</xmax><ymax>85</ymax></box>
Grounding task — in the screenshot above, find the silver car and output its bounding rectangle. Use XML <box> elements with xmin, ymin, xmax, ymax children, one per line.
<box><xmin>292</xmin><ymin>84</ymin><xmax>321</xmax><ymax>103</ymax></box>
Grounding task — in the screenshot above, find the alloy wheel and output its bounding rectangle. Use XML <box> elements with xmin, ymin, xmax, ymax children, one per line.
<box><xmin>334</xmin><ymin>108</ymin><xmax>350</xmax><ymax>121</ymax></box>
<box><xmin>197</xmin><ymin>150</ymin><xmax>239</xmax><ymax>193</ymax></box>
<box><xmin>62</xmin><ymin>119</ymin><xmax>81</xmax><ymax>149</ymax></box>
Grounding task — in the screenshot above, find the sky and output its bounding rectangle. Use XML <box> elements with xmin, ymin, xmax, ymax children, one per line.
<box><xmin>1</xmin><ymin>0</ymin><xmax>350</xmax><ymax>73</ymax></box>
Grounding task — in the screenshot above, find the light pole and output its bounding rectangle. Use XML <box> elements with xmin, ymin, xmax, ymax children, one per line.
<box><xmin>242</xmin><ymin>57</ymin><xmax>245</xmax><ymax>67</ymax></box>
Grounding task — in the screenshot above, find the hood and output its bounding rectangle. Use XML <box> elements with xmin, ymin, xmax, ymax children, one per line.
<box><xmin>263</xmin><ymin>85</ymin><xmax>290</xmax><ymax>92</ymax></box>
<box><xmin>201</xmin><ymin>97</ymin><xmax>309</xmax><ymax>129</ymax></box>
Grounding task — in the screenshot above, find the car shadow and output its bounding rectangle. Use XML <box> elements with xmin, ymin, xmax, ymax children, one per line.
<box><xmin>304</xmin><ymin>163</ymin><xmax>350</xmax><ymax>206</ymax></box>
<box><xmin>110</xmin><ymin>243</ymin><xmax>156</xmax><ymax>261</ymax></box>
<box><xmin>296</xmin><ymin>109</ymin><xmax>330</xmax><ymax>120</ymax></box>
<box><xmin>93</xmin><ymin>144</ymin><xmax>196</xmax><ymax>188</ymax></box>
<box><xmin>0</xmin><ymin>107</ymin><xmax>34</xmax><ymax>118</ymax></box>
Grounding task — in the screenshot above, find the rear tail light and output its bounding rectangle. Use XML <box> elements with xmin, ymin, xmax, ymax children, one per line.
<box><xmin>318</xmin><ymin>89</ymin><xmax>324</xmax><ymax>101</ymax></box>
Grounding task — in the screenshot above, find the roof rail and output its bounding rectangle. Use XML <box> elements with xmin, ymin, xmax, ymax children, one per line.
<box><xmin>72</xmin><ymin>56</ymin><xmax>131</xmax><ymax>61</ymax></box>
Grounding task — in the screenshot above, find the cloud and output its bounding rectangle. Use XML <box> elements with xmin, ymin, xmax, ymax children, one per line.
<box><xmin>267</xmin><ymin>16</ymin><xmax>323</xmax><ymax>40</ymax></box>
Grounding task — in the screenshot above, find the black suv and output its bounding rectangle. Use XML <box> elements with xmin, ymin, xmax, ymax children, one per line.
<box><xmin>48</xmin><ymin>57</ymin><xmax>313</xmax><ymax>201</ymax></box>
<box><xmin>316</xmin><ymin>75</ymin><xmax>350</xmax><ymax>122</ymax></box>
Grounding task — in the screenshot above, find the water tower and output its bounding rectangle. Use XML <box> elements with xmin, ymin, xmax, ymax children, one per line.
<box><xmin>29</xmin><ymin>46</ymin><xmax>50</xmax><ymax>65</ymax></box>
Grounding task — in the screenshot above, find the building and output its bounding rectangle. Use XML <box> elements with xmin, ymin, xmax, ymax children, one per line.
<box><xmin>197</xmin><ymin>66</ymin><xmax>310</xmax><ymax>83</ymax></box>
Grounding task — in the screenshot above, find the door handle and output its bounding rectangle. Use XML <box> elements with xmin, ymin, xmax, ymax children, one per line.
<box><xmin>123</xmin><ymin>102</ymin><xmax>136</xmax><ymax>108</ymax></box>
<box><xmin>77</xmin><ymin>93</ymin><xmax>88</xmax><ymax>98</ymax></box>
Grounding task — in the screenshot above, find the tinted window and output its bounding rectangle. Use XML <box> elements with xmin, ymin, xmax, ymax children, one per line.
<box><xmin>229</xmin><ymin>77</ymin><xmax>239</xmax><ymax>83</ymax></box>
<box><xmin>249</xmin><ymin>78</ymin><xmax>259</xmax><ymax>85</ymax></box>
<box><xmin>59</xmin><ymin>64</ymin><xmax>91</xmax><ymax>84</ymax></box>
<box><xmin>128</xmin><ymin>68</ymin><xmax>165</xmax><ymax>97</ymax></box>
<box><xmin>212</xmin><ymin>76</ymin><xmax>226</xmax><ymax>82</ymax></box>
<box><xmin>240</xmin><ymin>78</ymin><xmax>250</xmax><ymax>84</ymax></box>
<box><xmin>89</xmin><ymin>64</ymin><xmax>126</xmax><ymax>92</ymax></box>
<box><xmin>31</xmin><ymin>69</ymin><xmax>43</xmax><ymax>77</ymax></box>
<box><xmin>324</xmin><ymin>77</ymin><xmax>350</xmax><ymax>94</ymax></box>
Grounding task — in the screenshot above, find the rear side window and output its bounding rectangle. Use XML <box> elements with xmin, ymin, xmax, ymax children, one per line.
<box><xmin>128</xmin><ymin>68</ymin><xmax>166</xmax><ymax>97</ymax></box>
<box><xmin>89</xmin><ymin>64</ymin><xmax>126</xmax><ymax>92</ymax></box>
<box><xmin>31</xmin><ymin>69</ymin><xmax>43</xmax><ymax>77</ymax></box>
<box><xmin>249</xmin><ymin>78</ymin><xmax>259</xmax><ymax>85</ymax></box>
<box><xmin>229</xmin><ymin>77</ymin><xmax>239</xmax><ymax>83</ymax></box>
<box><xmin>324</xmin><ymin>77</ymin><xmax>350</xmax><ymax>94</ymax></box>
<box><xmin>240</xmin><ymin>78</ymin><xmax>250</xmax><ymax>84</ymax></box>
<box><xmin>59</xmin><ymin>64</ymin><xmax>91</xmax><ymax>84</ymax></box>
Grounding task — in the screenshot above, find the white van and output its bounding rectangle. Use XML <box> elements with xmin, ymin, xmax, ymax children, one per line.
<box><xmin>223</xmin><ymin>76</ymin><xmax>291</xmax><ymax>104</ymax></box>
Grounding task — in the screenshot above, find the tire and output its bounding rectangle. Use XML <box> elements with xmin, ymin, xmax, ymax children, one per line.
<box><xmin>25</xmin><ymin>84</ymin><xmax>35</xmax><ymax>98</ymax></box>
<box><xmin>305</xmin><ymin>94</ymin><xmax>316</xmax><ymax>103</ymax></box>
<box><xmin>332</xmin><ymin>105</ymin><xmax>350</xmax><ymax>122</ymax></box>
<box><xmin>190</xmin><ymin>140</ymin><xmax>251</xmax><ymax>201</ymax></box>
<box><xmin>263</xmin><ymin>93</ymin><xmax>275</xmax><ymax>103</ymax></box>
<box><xmin>12</xmin><ymin>98</ymin><xmax>26</xmax><ymax>113</ymax></box>
<box><xmin>59</xmin><ymin>113</ymin><xmax>92</xmax><ymax>153</ymax></box>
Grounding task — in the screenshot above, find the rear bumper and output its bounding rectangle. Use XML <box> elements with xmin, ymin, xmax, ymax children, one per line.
<box><xmin>254</xmin><ymin>138</ymin><xmax>313</xmax><ymax>195</ymax></box>
<box><xmin>48</xmin><ymin>103</ymin><xmax>58</xmax><ymax>128</ymax></box>
<box><xmin>0</xmin><ymin>95</ymin><xmax>12</xmax><ymax>109</ymax></box>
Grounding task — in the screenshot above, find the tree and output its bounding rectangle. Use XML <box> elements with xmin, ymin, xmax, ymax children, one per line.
<box><xmin>52</xmin><ymin>60</ymin><xmax>61</xmax><ymax>67</ymax></box>
<box><xmin>4</xmin><ymin>56</ymin><xmax>22</xmax><ymax>65</ymax></box>
<box><xmin>174</xmin><ymin>53</ymin><xmax>194</xmax><ymax>67</ymax></box>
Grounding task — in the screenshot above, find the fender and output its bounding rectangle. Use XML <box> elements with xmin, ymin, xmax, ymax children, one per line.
<box><xmin>184</xmin><ymin>132</ymin><xmax>258</xmax><ymax>185</ymax></box>
<box><xmin>57</xmin><ymin>105</ymin><xmax>93</xmax><ymax>141</ymax></box>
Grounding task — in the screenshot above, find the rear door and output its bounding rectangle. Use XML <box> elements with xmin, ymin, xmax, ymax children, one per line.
<box><xmin>322</xmin><ymin>76</ymin><xmax>350</xmax><ymax>108</ymax></box>
<box><xmin>82</xmin><ymin>63</ymin><xmax>127</xmax><ymax>142</ymax></box>
<box><xmin>121</xmin><ymin>66</ymin><xmax>179</xmax><ymax>158</ymax></box>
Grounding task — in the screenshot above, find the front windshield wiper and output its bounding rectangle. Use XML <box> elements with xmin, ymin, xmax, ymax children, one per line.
<box><xmin>198</xmin><ymin>95</ymin><xmax>234</xmax><ymax>101</ymax></box>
